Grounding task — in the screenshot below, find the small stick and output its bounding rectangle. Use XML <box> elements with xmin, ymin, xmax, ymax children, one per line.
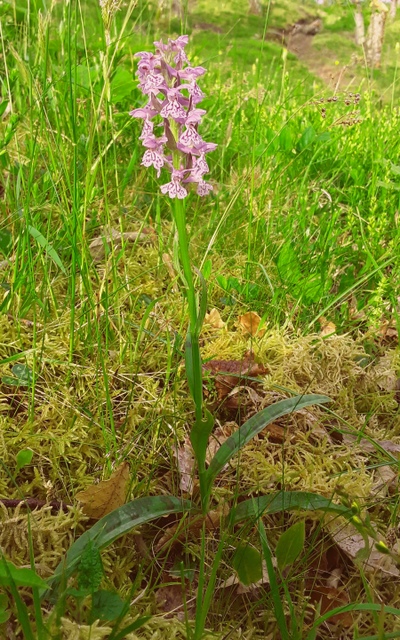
<box><xmin>0</xmin><ymin>498</ymin><xmax>71</xmax><ymax>513</ymax></box>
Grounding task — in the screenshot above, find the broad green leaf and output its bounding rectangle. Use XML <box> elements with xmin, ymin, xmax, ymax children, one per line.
<box><xmin>15</xmin><ymin>449</ymin><xmax>33</xmax><ymax>474</ymax></box>
<box><xmin>231</xmin><ymin>491</ymin><xmax>351</xmax><ymax>524</ymax></box>
<box><xmin>90</xmin><ymin>590</ymin><xmax>127</xmax><ymax>622</ymax></box>
<box><xmin>12</xmin><ymin>363</ymin><xmax>32</xmax><ymax>383</ymax></box>
<box><xmin>206</xmin><ymin>395</ymin><xmax>331</xmax><ymax>492</ymax></box>
<box><xmin>0</xmin><ymin>560</ymin><xmax>48</xmax><ymax>589</ymax></box>
<box><xmin>275</xmin><ymin>521</ymin><xmax>305</xmax><ymax>570</ymax></box>
<box><xmin>28</xmin><ymin>225</ymin><xmax>66</xmax><ymax>274</ymax></box>
<box><xmin>298</xmin><ymin>126</ymin><xmax>316</xmax><ymax>150</ymax></box>
<box><xmin>232</xmin><ymin>544</ymin><xmax>262</xmax><ymax>586</ymax></box>
<box><xmin>41</xmin><ymin>495</ymin><xmax>193</xmax><ymax>602</ymax></box>
<box><xmin>110</xmin><ymin>68</ymin><xmax>136</xmax><ymax>103</ymax></box>
<box><xmin>0</xmin><ymin>609</ymin><xmax>10</xmax><ymax>623</ymax></box>
<box><xmin>202</xmin><ymin>259</ymin><xmax>212</xmax><ymax>280</ymax></box>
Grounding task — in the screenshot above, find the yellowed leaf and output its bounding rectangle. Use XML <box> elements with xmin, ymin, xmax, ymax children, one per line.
<box><xmin>318</xmin><ymin>316</ymin><xmax>336</xmax><ymax>337</ymax></box>
<box><xmin>204</xmin><ymin>308</ymin><xmax>225</xmax><ymax>329</ymax></box>
<box><xmin>238</xmin><ymin>311</ymin><xmax>265</xmax><ymax>337</ymax></box>
<box><xmin>76</xmin><ymin>462</ymin><xmax>130</xmax><ymax>519</ymax></box>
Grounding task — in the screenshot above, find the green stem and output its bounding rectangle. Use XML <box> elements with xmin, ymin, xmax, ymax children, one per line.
<box><xmin>173</xmin><ymin>199</ymin><xmax>208</xmax><ymax>504</ymax></box>
<box><xmin>173</xmin><ymin>200</ymin><xmax>203</xmax><ymax>417</ymax></box>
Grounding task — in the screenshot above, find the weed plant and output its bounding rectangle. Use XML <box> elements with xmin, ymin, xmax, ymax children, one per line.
<box><xmin>1</xmin><ymin>0</ymin><xmax>400</xmax><ymax>638</ymax></box>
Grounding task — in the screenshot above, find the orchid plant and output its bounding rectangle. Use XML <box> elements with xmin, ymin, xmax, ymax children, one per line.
<box><xmin>42</xmin><ymin>35</ymin><xmax>339</xmax><ymax>640</ymax></box>
<box><xmin>131</xmin><ymin>35</ymin><xmax>218</xmax><ymax>513</ymax></box>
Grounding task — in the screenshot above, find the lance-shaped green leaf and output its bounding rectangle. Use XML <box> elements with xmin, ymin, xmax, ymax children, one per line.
<box><xmin>206</xmin><ymin>394</ymin><xmax>331</xmax><ymax>492</ymax></box>
<box><xmin>230</xmin><ymin>491</ymin><xmax>352</xmax><ymax>524</ymax></box>
<box><xmin>41</xmin><ymin>496</ymin><xmax>193</xmax><ymax>602</ymax></box>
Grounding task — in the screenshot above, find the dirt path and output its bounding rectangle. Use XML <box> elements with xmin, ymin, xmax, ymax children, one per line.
<box><xmin>287</xmin><ymin>23</ymin><xmax>358</xmax><ymax>92</ymax></box>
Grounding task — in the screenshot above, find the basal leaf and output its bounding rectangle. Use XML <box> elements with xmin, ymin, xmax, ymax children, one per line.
<box><xmin>41</xmin><ymin>495</ymin><xmax>193</xmax><ymax>602</ymax></box>
<box><xmin>206</xmin><ymin>395</ymin><xmax>331</xmax><ymax>493</ymax></box>
<box><xmin>231</xmin><ymin>491</ymin><xmax>351</xmax><ymax>524</ymax></box>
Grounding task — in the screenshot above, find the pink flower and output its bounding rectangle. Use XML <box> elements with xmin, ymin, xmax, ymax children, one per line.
<box><xmin>161</xmin><ymin>170</ymin><xmax>188</xmax><ymax>199</ymax></box>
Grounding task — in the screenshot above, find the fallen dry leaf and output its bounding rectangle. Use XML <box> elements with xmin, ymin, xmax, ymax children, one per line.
<box><xmin>327</xmin><ymin>522</ymin><xmax>399</xmax><ymax>577</ymax></box>
<box><xmin>238</xmin><ymin>311</ymin><xmax>266</xmax><ymax>337</ymax></box>
<box><xmin>318</xmin><ymin>316</ymin><xmax>336</xmax><ymax>337</ymax></box>
<box><xmin>203</xmin><ymin>355</ymin><xmax>268</xmax><ymax>401</ymax></box>
<box><xmin>307</xmin><ymin>583</ymin><xmax>353</xmax><ymax>627</ymax></box>
<box><xmin>76</xmin><ymin>462</ymin><xmax>130</xmax><ymax>519</ymax></box>
<box><xmin>174</xmin><ymin>438</ymin><xmax>195</xmax><ymax>495</ymax></box>
<box><xmin>343</xmin><ymin>433</ymin><xmax>400</xmax><ymax>456</ymax></box>
<box><xmin>89</xmin><ymin>226</ymin><xmax>155</xmax><ymax>262</ymax></box>
<box><xmin>204</xmin><ymin>308</ymin><xmax>225</xmax><ymax>329</ymax></box>
<box><xmin>206</xmin><ymin>422</ymin><xmax>236</xmax><ymax>466</ymax></box>
<box><xmin>372</xmin><ymin>464</ymin><xmax>398</xmax><ymax>497</ymax></box>
<box><xmin>379</xmin><ymin>319</ymin><xmax>398</xmax><ymax>344</ymax></box>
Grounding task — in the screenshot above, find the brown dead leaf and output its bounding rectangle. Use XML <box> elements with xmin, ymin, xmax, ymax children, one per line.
<box><xmin>89</xmin><ymin>226</ymin><xmax>155</xmax><ymax>262</ymax></box>
<box><xmin>379</xmin><ymin>319</ymin><xmax>398</xmax><ymax>344</ymax></box>
<box><xmin>318</xmin><ymin>316</ymin><xmax>336</xmax><ymax>337</ymax></box>
<box><xmin>372</xmin><ymin>464</ymin><xmax>398</xmax><ymax>497</ymax></box>
<box><xmin>174</xmin><ymin>438</ymin><xmax>195</xmax><ymax>495</ymax></box>
<box><xmin>307</xmin><ymin>583</ymin><xmax>353</xmax><ymax>627</ymax></box>
<box><xmin>343</xmin><ymin>433</ymin><xmax>400</xmax><ymax>456</ymax></box>
<box><xmin>155</xmin><ymin>580</ymin><xmax>186</xmax><ymax>619</ymax></box>
<box><xmin>238</xmin><ymin>311</ymin><xmax>266</xmax><ymax>337</ymax></box>
<box><xmin>206</xmin><ymin>423</ymin><xmax>236</xmax><ymax>465</ymax></box>
<box><xmin>203</xmin><ymin>355</ymin><xmax>268</xmax><ymax>401</ymax></box>
<box><xmin>328</xmin><ymin>522</ymin><xmax>400</xmax><ymax>577</ymax></box>
<box><xmin>76</xmin><ymin>462</ymin><xmax>130</xmax><ymax>519</ymax></box>
<box><xmin>204</xmin><ymin>308</ymin><xmax>225</xmax><ymax>329</ymax></box>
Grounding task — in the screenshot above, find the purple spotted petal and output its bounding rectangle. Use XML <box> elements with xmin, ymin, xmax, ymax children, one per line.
<box><xmin>142</xmin><ymin>149</ymin><xmax>165</xmax><ymax>177</ymax></box>
<box><xmin>197</xmin><ymin>180</ymin><xmax>213</xmax><ymax>196</ymax></box>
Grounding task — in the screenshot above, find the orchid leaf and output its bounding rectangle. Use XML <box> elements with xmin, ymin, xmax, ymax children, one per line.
<box><xmin>42</xmin><ymin>495</ymin><xmax>193</xmax><ymax>602</ymax></box>
<box><xmin>206</xmin><ymin>395</ymin><xmax>331</xmax><ymax>492</ymax></box>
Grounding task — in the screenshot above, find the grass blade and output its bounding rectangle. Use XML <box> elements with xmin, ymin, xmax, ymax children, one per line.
<box><xmin>206</xmin><ymin>395</ymin><xmax>331</xmax><ymax>491</ymax></box>
<box><xmin>259</xmin><ymin>520</ymin><xmax>291</xmax><ymax>640</ymax></box>
<box><xmin>42</xmin><ymin>496</ymin><xmax>193</xmax><ymax>602</ymax></box>
<box><xmin>28</xmin><ymin>225</ymin><xmax>67</xmax><ymax>274</ymax></box>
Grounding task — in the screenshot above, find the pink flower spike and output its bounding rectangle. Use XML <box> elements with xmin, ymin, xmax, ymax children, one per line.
<box><xmin>139</xmin><ymin>119</ymin><xmax>154</xmax><ymax>140</ymax></box>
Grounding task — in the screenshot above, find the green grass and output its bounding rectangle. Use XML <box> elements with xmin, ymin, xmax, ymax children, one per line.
<box><xmin>1</xmin><ymin>0</ymin><xmax>400</xmax><ymax>637</ymax></box>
